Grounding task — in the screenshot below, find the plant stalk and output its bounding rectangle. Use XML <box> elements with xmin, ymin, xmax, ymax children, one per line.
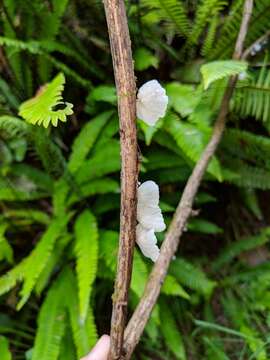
<box><xmin>103</xmin><ymin>1</ymin><xmax>138</xmax><ymax>359</ymax></box>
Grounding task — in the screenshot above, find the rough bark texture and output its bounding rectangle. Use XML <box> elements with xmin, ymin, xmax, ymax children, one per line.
<box><xmin>103</xmin><ymin>1</ymin><xmax>138</xmax><ymax>359</ymax></box>
<box><xmin>123</xmin><ymin>0</ymin><xmax>254</xmax><ymax>358</ymax></box>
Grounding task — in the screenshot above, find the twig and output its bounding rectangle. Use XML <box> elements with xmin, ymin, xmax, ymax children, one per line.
<box><xmin>242</xmin><ymin>29</ymin><xmax>270</xmax><ymax>60</ymax></box>
<box><xmin>123</xmin><ymin>0</ymin><xmax>253</xmax><ymax>358</ymax></box>
<box><xmin>103</xmin><ymin>1</ymin><xmax>138</xmax><ymax>359</ymax></box>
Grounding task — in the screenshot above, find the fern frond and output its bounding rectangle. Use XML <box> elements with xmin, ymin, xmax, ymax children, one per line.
<box><xmin>0</xmin><ymin>260</ymin><xmax>26</xmax><ymax>296</ymax></box>
<box><xmin>130</xmin><ymin>252</ymin><xmax>149</xmax><ymax>298</ymax></box>
<box><xmin>170</xmin><ymin>258</ymin><xmax>216</xmax><ymax>297</ymax></box>
<box><xmin>212</xmin><ymin>227</ymin><xmax>270</xmax><ymax>270</ymax></box>
<box><xmin>58</xmin><ymin>327</ymin><xmax>77</xmax><ymax>360</ymax></box>
<box><xmin>200</xmin><ymin>60</ymin><xmax>247</xmax><ymax>89</ymax></box>
<box><xmin>141</xmin><ymin>0</ymin><xmax>190</xmax><ymax>36</ymax></box>
<box><xmin>210</xmin><ymin>0</ymin><xmax>244</xmax><ymax>59</ymax></box>
<box><xmin>0</xmin><ymin>37</ymin><xmax>91</xmax><ymax>88</ymax></box>
<box><xmin>68</xmin><ymin>111</ymin><xmax>113</xmax><ymax>173</ymax></box>
<box><xmin>35</xmin><ymin>234</ymin><xmax>72</xmax><ymax>294</ymax></box>
<box><xmin>17</xmin><ymin>215</ymin><xmax>70</xmax><ymax>309</ymax></box>
<box><xmin>0</xmin><ymin>77</ymin><xmax>20</xmax><ymax>110</ymax></box>
<box><xmin>0</xmin><ymin>336</ymin><xmax>12</xmax><ymax>360</ymax></box>
<box><xmin>19</xmin><ymin>73</ymin><xmax>73</xmax><ymax>128</ymax></box>
<box><xmin>60</xmin><ymin>268</ymin><xmax>97</xmax><ymax>358</ymax></box>
<box><xmin>226</xmin><ymin>161</ymin><xmax>270</xmax><ymax>190</ymax></box>
<box><xmin>212</xmin><ymin>0</ymin><xmax>270</xmax><ymax>59</ymax></box>
<box><xmin>0</xmin><ymin>116</ymin><xmax>29</xmax><ymax>139</ymax></box>
<box><xmin>165</xmin><ymin>112</ymin><xmax>222</xmax><ymax>180</ymax></box>
<box><xmin>75</xmin><ymin>139</ymin><xmax>120</xmax><ymax>184</ymax></box>
<box><xmin>161</xmin><ymin>275</ymin><xmax>190</xmax><ymax>299</ymax></box>
<box><xmin>0</xmin><ymin>222</ymin><xmax>13</xmax><ymax>264</ymax></box>
<box><xmin>67</xmin><ymin>178</ymin><xmax>119</xmax><ymax>206</ymax></box>
<box><xmin>221</xmin><ymin>128</ymin><xmax>270</xmax><ymax>170</ymax></box>
<box><xmin>43</xmin><ymin>54</ymin><xmax>92</xmax><ymax>88</ymax></box>
<box><xmin>201</xmin><ymin>15</ymin><xmax>218</xmax><ymax>57</ymax></box>
<box><xmin>188</xmin><ymin>0</ymin><xmax>228</xmax><ymax>46</ymax></box>
<box><xmin>74</xmin><ymin>210</ymin><xmax>98</xmax><ymax>323</ymax></box>
<box><xmin>233</xmin><ymin>67</ymin><xmax>270</xmax><ymax>129</ymax></box>
<box><xmin>160</xmin><ymin>300</ymin><xmax>186</xmax><ymax>360</ymax></box>
<box><xmin>32</xmin><ymin>274</ymin><xmax>67</xmax><ymax>360</ymax></box>
<box><xmin>32</xmin><ymin>127</ymin><xmax>66</xmax><ymax>178</ymax></box>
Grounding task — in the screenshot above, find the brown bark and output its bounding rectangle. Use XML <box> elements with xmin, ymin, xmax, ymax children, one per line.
<box><xmin>123</xmin><ymin>0</ymin><xmax>254</xmax><ymax>358</ymax></box>
<box><xmin>103</xmin><ymin>1</ymin><xmax>138</xmax><ymax>359</ymax></box>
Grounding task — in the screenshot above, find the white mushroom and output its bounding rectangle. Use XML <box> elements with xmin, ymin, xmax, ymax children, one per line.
<box><xmin>137</xmin><ymin>181</ymin><xmax>166</xmax><ymax>232</ymax></box>
<box><xmin>136</xmin><ymin>80</ymin><xmax>168</xmax><ymax>126</ymax></box>
<box><xmin>136</xmin><ymin>224</ymin><xmax>160</xmax><ymax>262</ymax></box>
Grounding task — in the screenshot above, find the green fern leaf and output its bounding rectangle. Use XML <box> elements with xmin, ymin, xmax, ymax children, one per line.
<box><xmin>161</xmin><ymin>275</ymin><xmax>190</xmax><ymax>299</ymax></box>
<box><xmin>32</xmin><ymin>127</ymin><xmax>66</xmax><ymax>178</ymax></box>
<box><xmin>210</xmin><ymin>0</ymin><xmax>244</xmax><ymax>59</ymax></box>
<box><xmin>188</xmin><ymin>0</ymin><xmax>228</xmax><ymax>47</ymax></box>
<box><xmin>61</xmin><ymin>267</ymin><xmax>97</xmax><ymax>358</ymax></box>
<box><xmin>67</xmin><ymin>178</ymin><xmax>119</xmax><ymax>206</ymax></box>
<box><xmin>0</xmin><ymin>116</ymin><xmax>29</xmax><ymax>139</ymax></box>
<box><xmin>32</xmin><ymin>275</ymin><xmax>67</xmax><ymax>360</ymax></box>
<box><xmin>35</xmin><ymin>234</ymin><xmax>72</xmax><ymax>295</ymax></box>
<box><xmin>212</xmin><ymin>227</ymin><xmax>270</xmax><ymax>270</ymax></box>
<box><xmin>0</xmin><ymin>77</ymin><xmax>20</xmax><ymax>110</ymax></box>
<box><xmin>17</xmin><ymin>215</ymin><xmax>70</xmax><ymax>309</ymax></box>
<box><xmin>75</xmin><ymin>139</ymin><xmax>120</xmax><ymax>184</ymax></box>
<box><xmin>233</xmin><ymin>66</ymin><xmax>270</xmax><ymax>129</ymax></box>
<box><xmin>68</xmin><ymin>111</ymin><xmax>113</xmax><ymax>173</ymax></box>
<box><xmin>170</xmin><ymin>258</ymin><xmax>216</xmax><ymax>297</ymax></box>
<box><xmin>74</xmin><ymin>210</ymin><xmax>98</xmax><ymax>323</ymax></box>
<box><xmin>165</xmin><ymin>113</ymin><xmax>223</xmax><ymax>180</ymax></box>
<box><xmin>142</xmin><ymin>0</ymin><xmax>190</xmax><ymax>36</ymax></box>
<box><xmin>160</xmin><ymin>300</ymin><xmax>186</xmax><ymax>360</ymax></box>
<box><xmin>0</xmin><ymin>336</ymin><xmax>12</xmax><ymax>360</ymax></box>
<box><xmin>201</xmin><ymin>15</ymin><xmax>218</xmax><ymax>57</ymax></box>
<box><xmin>19</xmin><ymin>73</ymin><xmax>73</xmax><ymax>128</ymax></box>
<box><xmin>201</xmin><ymin>60</ymin><xmax>247</xmax><ymax>89</ymax></box>
<box><xmin>0</xmin><ymin>261</ymin><xmax>26</xmax><ymax>296</ymax></box>
<box><xmin>58</xmin><ymin>327</ymin><xmax>77</xmax><ymax>360</ymax></box>
<box><xmin>0</xmin><ymin>223</ymin><xmax>13</xmax><ymax>264</ymax></box>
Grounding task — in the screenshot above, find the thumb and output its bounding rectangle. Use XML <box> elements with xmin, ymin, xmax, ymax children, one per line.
<box><xmin>80</xmin><ymin>335</ymin><xmax>110</xmax><ymax>360</ymax></box>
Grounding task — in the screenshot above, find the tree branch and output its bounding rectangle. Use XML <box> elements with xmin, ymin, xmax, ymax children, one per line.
<box><xmin>242</xmin><ymin>30</ymin><xmax>270</xmax><ymax>60</ymax></box>
<box><xmin>103</xmin><ymin>1</ymin><xmax>138</xmax><ymax>359</ymax></box>
<box><xmin>123</xmin><ymin>0</ymin><xmax>254</xmax><ymax>358</ymax></box>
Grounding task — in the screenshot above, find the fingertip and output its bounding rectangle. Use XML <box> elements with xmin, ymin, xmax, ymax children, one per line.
<box><xmin>80</xmin><ymin>335</ymin><xmax>110</xmax><ymax>360</ymax></box>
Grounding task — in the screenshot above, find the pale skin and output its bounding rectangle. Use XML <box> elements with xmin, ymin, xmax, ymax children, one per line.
<box><xmin>80</xmin><ymin>335</ymin><xmax>110</xmax><ymax>360</ymax></box>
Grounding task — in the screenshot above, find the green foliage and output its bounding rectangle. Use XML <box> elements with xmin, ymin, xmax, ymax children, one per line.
<box><xmin>142</xmin><ymin>0</ymin><xmax>190</xmax><ymax>36</ymax></box>
<box><xmin>17</xmin><ymin>215</ymin><xmax>70</xmax><ymax>309</ymax></box>
<box><xmin>200</xmin><ymin>60</ymin><xmax>248</xmax><ymax>89</ymax></box>
<box><xmin>19</xmin><ymin>73</ymin><xmax>73</xmax><ymax>128</ymax></box>
<box><xmin>213</xmin><ymin>227</ymin><xmax>270</xmax><ymax>270</ymax></box>
<box><xmin>32</xmin><ymin>274</ymin><xmax>67</xmax><ymax>360</ymax></box>
<box><xmin>134</xmin><ymin>47</ymin><xmax>158</xmax><ymax>71</ymax></box>
<box><xmin>1</xmin><ymin>1</ymin><xmax>270</xmax><ymax>359</ymax></box>
<box><xmin>74</xmin><ymin>210</ymin><xmax>98</xmax><ymax>323</ymax></box>
<box><xmin>0</xmin><ymin>116</ymin><xmax>29</xmax><ymax>139</ymax></box>
<box><xmin>68</xmin><ymin>111</ymin><xmax>112</xmax><ymax>173</ymax></box>
<box><xmin>165</xmin><ymin>112</ymin><xmax>223</xmax><ymax>180</ymax></box>
<box><xmin>160</xmin><ymin>300</ymin><xmax>186</xmax><ymax>359</ymax></box>
<box><xmin>188</xmin><ymin>0</ymin><xmax>228</xmax><ymax>47</ymax></box>
<box><xmin>233</xmin><ymin>66</ymin><xmax>270</xmax><ymax>130</ymax></box>
<box><xmin>0</xmin><ymin>336</ymin><xmax>12</xmax><ymax>360</ymax></box>
<box><xmin>170</xmin><ymin>258</ymin><xmax>216</xmax><ymax>297</ymax></box>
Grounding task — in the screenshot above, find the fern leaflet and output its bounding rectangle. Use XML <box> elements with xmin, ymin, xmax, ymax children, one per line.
<box><xmin>74</xmin><ymin>210</ymin><xmax>98</xmax><ymax>323</ymax></box>
<box><xmin>19</xmin><ymin>73</ymin><xmax>73</xmax><ymax>128</ymax></box>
